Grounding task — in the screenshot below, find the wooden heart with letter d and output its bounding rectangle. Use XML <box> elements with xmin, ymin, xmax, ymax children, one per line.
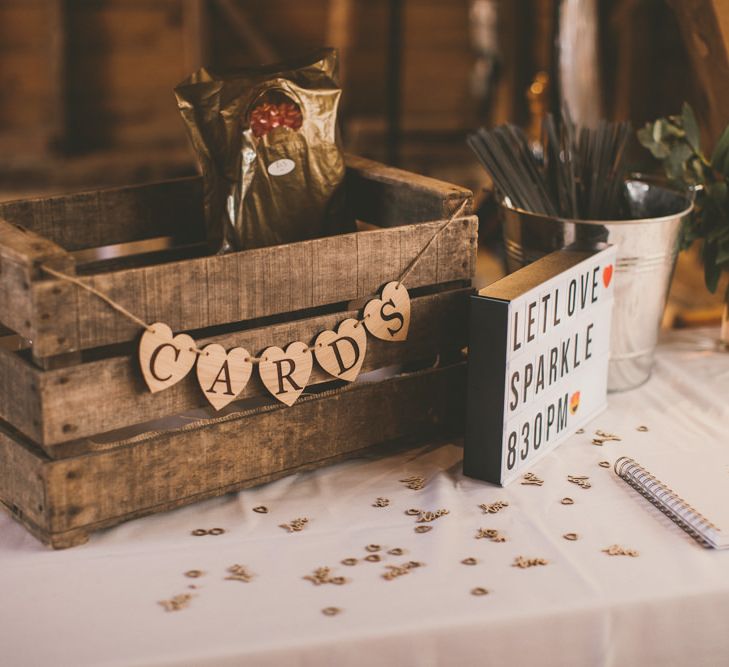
<box><xmin>363</xmin><ymin>281</ymin><xmax>410</xmax><ymax>342</ymax></box>
<box><xmin>196</xmin><ymin>344</ymin><xmax>253</xmax><ymax>411</ymax></box>
<box><xmin>139</xmin><ymin>322</ymin><xmax>197</xmax><ymax>393</ymax></box>
<box><xmin>314</xmin><ymin>318</ymin><xmax>367</xmax><ymax>382</ymax></box>
<box><xmin>259</xmin><ymin>341</ymin><xmax>313</xmax><ymax>406</ymax></box>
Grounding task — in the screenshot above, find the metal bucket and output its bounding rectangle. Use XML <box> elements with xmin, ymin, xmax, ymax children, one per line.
<box><xmin>501</xmin><ymin>177</ymin><xmax>694</xmax><ymax>391</ymax></box>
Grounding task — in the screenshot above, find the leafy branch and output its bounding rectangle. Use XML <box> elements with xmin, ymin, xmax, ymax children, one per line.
<box><xmin>638</xmin><ymin>103</ymin><xmax>729</xmax><ymax>298</ymax></box>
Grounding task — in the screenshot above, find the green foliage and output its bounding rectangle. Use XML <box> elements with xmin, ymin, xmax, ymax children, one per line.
<box><xmin>638</xmin><ymin>103</ymin><xmax>729</xmax><ymax>298</ymax></box>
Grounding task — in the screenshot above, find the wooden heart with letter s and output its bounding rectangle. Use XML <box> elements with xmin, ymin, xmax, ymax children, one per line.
<box><xmin>314</xmin><ymin>318</ymin><xmax>367</xmax><ymax>382</ymax></box>
<box><xmin>139</xmin><ymin>322</ymin><xmax>197</xmax><ymax>393</ymax></box>
<box><xmin>259</xmin><ymin>341</ymin><xmax>313</xmax><ymax>406</ymax></box>
<box><xmin>363</xmin><ymin>281</ymin><xmax>410</xmax><ymax>342</ymax></box>
<box><xmin>196</xmin><ymin>344</ymin><xmax>253</xmax><ymax>411</ymax></box>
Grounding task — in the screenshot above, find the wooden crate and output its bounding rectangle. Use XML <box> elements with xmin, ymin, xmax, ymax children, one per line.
<box><xmin>0</xmin><ymin>154</ymin><xmax>476</xmax><ymax>548</ymax></box>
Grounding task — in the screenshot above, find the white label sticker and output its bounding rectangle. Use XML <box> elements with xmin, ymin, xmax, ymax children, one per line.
<box><xmin>267</xmin><ymin>158</ymin><xmax>295</xmax><ymax>176</ymax></box>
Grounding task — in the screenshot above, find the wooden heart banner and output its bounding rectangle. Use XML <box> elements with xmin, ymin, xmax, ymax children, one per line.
<box><xmin>137</xmin><ymin>280</ymin><xmax>410</xmax><ymax>409</ymax></box>
<box><xmin>41</xmin><ymin>201</ymin><xmax>467</xmax><ymax>411</ymax></box>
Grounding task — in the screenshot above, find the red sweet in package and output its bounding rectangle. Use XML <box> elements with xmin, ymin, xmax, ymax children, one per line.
<box><xmin>250</xmin><ymin>102</ymin><xmax>303</xmax><ymax>138</ymax></box>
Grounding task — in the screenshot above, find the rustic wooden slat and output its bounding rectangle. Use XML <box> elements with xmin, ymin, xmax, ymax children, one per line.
<box><xmin>28</xmin><ymin>288</ymin><xmax>470</xmax><ymax>451</ymax></box>
<box><xmin>0</xmin><ymin>218</ymin><xmax>75</xmax><ymax>342</ymax></box>
<box><xmin>0</xmin><ymin>177</ymin><xmax>205</xmax><ymax>252</ymax></box>
<box><xmin>30</xmin><ymin>216</ymin><xmax>477</xmax><ymax>356</ymax></box>
<box><xmin>345</xmin><ymin>154</ymin><xmax>473</xmax><ymax>226</ymax></box>
<box><xmin>0</xmin><ymin>429</ymin><xmax>47</xmax><ymax>535</ymax></box>
<box><xmin>0</xmin><ymin>156</ymin><xmax>471</xmax><ymax>259</ymax></box>
<box><xmin>0</xmin><ymin>361</ymin><xmax>465</xmax><ymax>546</ymax></box>
<box><xmin>0</xmin><ymin>349</ymin><xmax>43</xmax><ymax>445</ymax></box>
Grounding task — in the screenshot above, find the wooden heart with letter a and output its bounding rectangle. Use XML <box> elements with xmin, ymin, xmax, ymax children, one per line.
<box><xmin>139</xmin><ymin>322</ymin><xmax>197</xmax><ymax>393</ymax></box>
<box><xmin>363</xmin><ymin>281</ymin><xmax>410</xmax><ymax>342</ymax></box>
<box><xmin>259</xmin><ymin>341</ymin><xmax>313</xmax><ymax>406</ymax></box>
<box><xmin>196</xmin><ymin>344</ymin><xmax>253</xmax><ymax>411</ymax></box>
<box><xmin>314</xmin><ymin>318</ymin><xmax>367</xmax><ymax>382</ymax></box>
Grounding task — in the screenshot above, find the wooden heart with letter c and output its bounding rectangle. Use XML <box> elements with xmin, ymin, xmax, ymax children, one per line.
<box><xmin>139</xmin><ymin>322</ymin><xmax>197</xmax><ymax>393</ymax></box>
<box><xmin>314</xmin><ymin>318</ymin><xmax>367</xmax><ymax>382</ymax></box>
<box><xmin>363</xmin><ymin>281</ymin><xmax>410</xmax><ymax>342</ymax></box>
<box><xmin>259</xmin><ymin>341</ymin><xmax>313</xmax><ymax>406</ymax></box>
<box><xmin>196</xmin><ymin>344</ymin><xmax>253</xmax><ymax>411</ymax></box>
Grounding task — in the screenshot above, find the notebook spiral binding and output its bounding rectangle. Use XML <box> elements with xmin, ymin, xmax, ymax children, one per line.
<box><xmin>614</xmin><ymin>456</ymin><xmax>718</xmax><ymax>548</ymax></box>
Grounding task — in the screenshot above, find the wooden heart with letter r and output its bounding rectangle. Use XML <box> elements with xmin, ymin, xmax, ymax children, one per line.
<box><xmin>196</xmin><ymin>344</ymin><xmax>253</xmax><ymax>410</ymax></box>
<box><xmin>139</xmin><ymin>322</ymin><xmax>197</xmax><ymax>393</ymax></box>
<box><xmin>363</xmin><ymin>281</ymin><xmax>410</xmax><ymax>342</ymax></box>
<box><xmin>259</xmin><ymin>341</ymin><xmax>313</xmax><ymax>406</ymax></box>
<box><xmin>314</xmin><ymin>318</ymin><xmax>367</xmax><ymax>382</ymax></box>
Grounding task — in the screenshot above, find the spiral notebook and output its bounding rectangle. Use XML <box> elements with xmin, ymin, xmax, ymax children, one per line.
<box><xmin>615</xmin><ymin>454</ymin><xmax>729</xmax><ymax>549</ymax></box>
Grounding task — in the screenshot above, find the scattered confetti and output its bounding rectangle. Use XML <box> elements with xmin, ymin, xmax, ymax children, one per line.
<box><xmin>400</xmin><ymin>475</ymin><xmax>426</xmax><ymax>491</ymax></box>
<box><xmin>280</xmin><ymin>517</ymin><xmax>309</xmax><ymax>533</ymax></box>
<box><xmin>414</xmin><ymin>525</ymin><xmax>432</xmax><ymax>534</ymax></box>
<box><xmin>341</xmin><ymin>558</ymin><xmax>358</xmax><ymax>566</ymax></box>
<box><xmin>364</xmin><ymin>554</ymin><xmax>381</xmax><ymax>562</ymax></box>
<box><xmin>593</xmin><ymin>430</ymin><xmax>622</xmax><ymax>446</ymax></box>
<box><xmin>185</xmin><ymin>570</ymin><xmax>204</xmax><ymax>578</ymax></box>
<box><xmin>415</xmin><ymin>509</ymin><xmax>449</xmax><ymax>523</ymax></box>
<box><xmin>322</xmin><ymin>607</ymin><xmax>341</xmax><ymax>616</ymax></box>
<box><xmin>365</xmin><ymin>544</ymin><xmax>381</xmax><ymax>552</ymax></box>
<box><xmin>563</xmin><ymin>533</ymin><xmax>579</xmax><ymax>541</ymax></box>
<box><xmin>475</xmin><ymin>528</ymin><xmax>506</xmax><ymax>543</ymax></box>
<box><xmin>602</xmin><ymin>544</ymin><xmax>639</xmax><ymax>557</ymax></box>
<box><xmin>512</xmin><ymin>556</ymin><xmax>548</xmax><ymax>568</ymax></box>
<box><xmin>576</xmin><ymin>428</ymin><xmax>585</xmax><ymax>434</ymax></box>
<box><xmin>253</xmin><ymin>506</ymin><xmax>269</xmax><ymax>514</ymax></box>
<box><xmin>382</xmin><ymin>561</ymin><xmax>423</xmax><ymax>581</ymax></box>
<box><xmin>599</xmin><ymin>461</ymin><xmax>611</xmax><ymax>468</ymax></box>
<box><xmin>225</xmin><ymin>564</ymin><xmax>254</xmax><ymax>583</ymax></box>
<box><xmin>387</xmin><ymin>547</ymin><xmax>406</xmax><ymax>556</ymax></box>
<box><xmin>159</xmin><ymin>594</ymin><xmax>193</xmax><ymax>612</ymax></box>
<box><xmin>567</xmin><ymin>475</ymin><xmax>592</xmax><ymax>489</ymax></box>
<box><xmin>636</xmin><ymin>425</ymin><xmax>649</xmax><ymax>432</ymax></box>
<box><xmin>373</xmin><ymin>497</ymin><xmax>390</xmax><ymax>508</ymax></box>
<box><xmin>479</xmin><ymin>501</ymin><xmax>509</xmax><ymax>514</ymax></box>
<box><xmin>303</xmin><ymin>567</ymin><xmax>347</xmax><ymax>586</ymax></box>
<box><xmin>461</xmin><ymin>557</ymin><xmax>478</xmax><ymax>565</ymax></box>
<box><xmin>561</xmin><ymin>497</ymin><xmax>575</xmax><ymax>505</ymax></box>
<box><xmin>521</xmin><ymin>472</ymin><xmax>544</xmax><ymax>486</ymax></box>
<box><xmin>471</xmin><ymin>587</ymin><xmax>489</xmax><ymax>596</ymax></box>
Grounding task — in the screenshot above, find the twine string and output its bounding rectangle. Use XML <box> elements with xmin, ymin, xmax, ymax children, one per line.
<box><xmin>39</xmin><ymin>200</ymin><xmax>470</xmax><ymax>363</ymax></box>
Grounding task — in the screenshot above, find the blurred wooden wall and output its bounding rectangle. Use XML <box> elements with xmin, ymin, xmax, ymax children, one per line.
<box><xmin>0</xmin><ymin>0</ymin><xmax>727</xmax><ymax>196</ymax></box>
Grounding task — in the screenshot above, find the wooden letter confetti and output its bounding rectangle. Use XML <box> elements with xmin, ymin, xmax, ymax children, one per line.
<box><xmin>158</xmin><ymin>594</ymin><xmax>193</xmax><ymax>612</ymax></box>
<box><xmin>225</xmin><ymin>564</ymin><xmax>255</xmax><ymax>582</ymax></box>
<box><xmin>279</xmin><ymin>517</ymin><xmax>309</xmax><ymax>533</ymax></box>
<box><xmin>399</xmin><ymin>476</ymin><xmax>426</xmax><ymax>490</ymax></box>
<box><xmin>602</xmin><ymin>544</ymin><xmax>639</xmax><ymax>557</ymax></box>
<box><xmin>479</xmin><ymin>501</ymin><xmax>509</xmax><ymax>514</ymax></box>
<box><xmin>512</xmin><ymin>556</ymin><xmax>548</xmax><ymax>568</ymax></box>
<box><xmin>521</xmin><ymin>472</ymin><xmax>544</xmax><ymax>486</ymax></box>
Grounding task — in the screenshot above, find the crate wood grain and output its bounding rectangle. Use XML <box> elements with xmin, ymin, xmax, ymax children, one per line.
<box><xmin>0</xmin><ymin>362</ymin><xmax>466</xmax><ymax>549</ymax></box>
<box><xmin>0</xmin><ymin>156</ymin><xmax>475</xmax><ymax>548</ymax></box>
<box><xmin>0</xmin><ymin>287</ymin><xmax>470</xmax><ymax>453</ymax></box>
<box><xmin>28</xmin><ymin>216</ymin><xmax>476</xmax><ymax>357</ymax></box>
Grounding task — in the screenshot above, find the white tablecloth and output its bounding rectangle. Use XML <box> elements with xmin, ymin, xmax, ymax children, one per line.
<box><xmin>2</xmin><ymin>329</ymin><xmax>729</xmax><ymax>667</ymax></box>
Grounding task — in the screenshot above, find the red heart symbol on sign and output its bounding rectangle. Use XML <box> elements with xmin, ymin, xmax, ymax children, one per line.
<box><xmin>603</xmin><ymin>264</ymin><xmax>613</xmax><ymax>288</ymax></box>
<box><xmin>569</xmin><ymin>391</ymin><xmax>580</xmax><ymax>415</ymax></box>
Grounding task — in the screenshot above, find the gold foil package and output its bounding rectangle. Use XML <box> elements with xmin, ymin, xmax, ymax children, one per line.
<box><xmin>175</xmin><ymin>49</ymin><xmax>351</xmax><ymax>253</ymax></box>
